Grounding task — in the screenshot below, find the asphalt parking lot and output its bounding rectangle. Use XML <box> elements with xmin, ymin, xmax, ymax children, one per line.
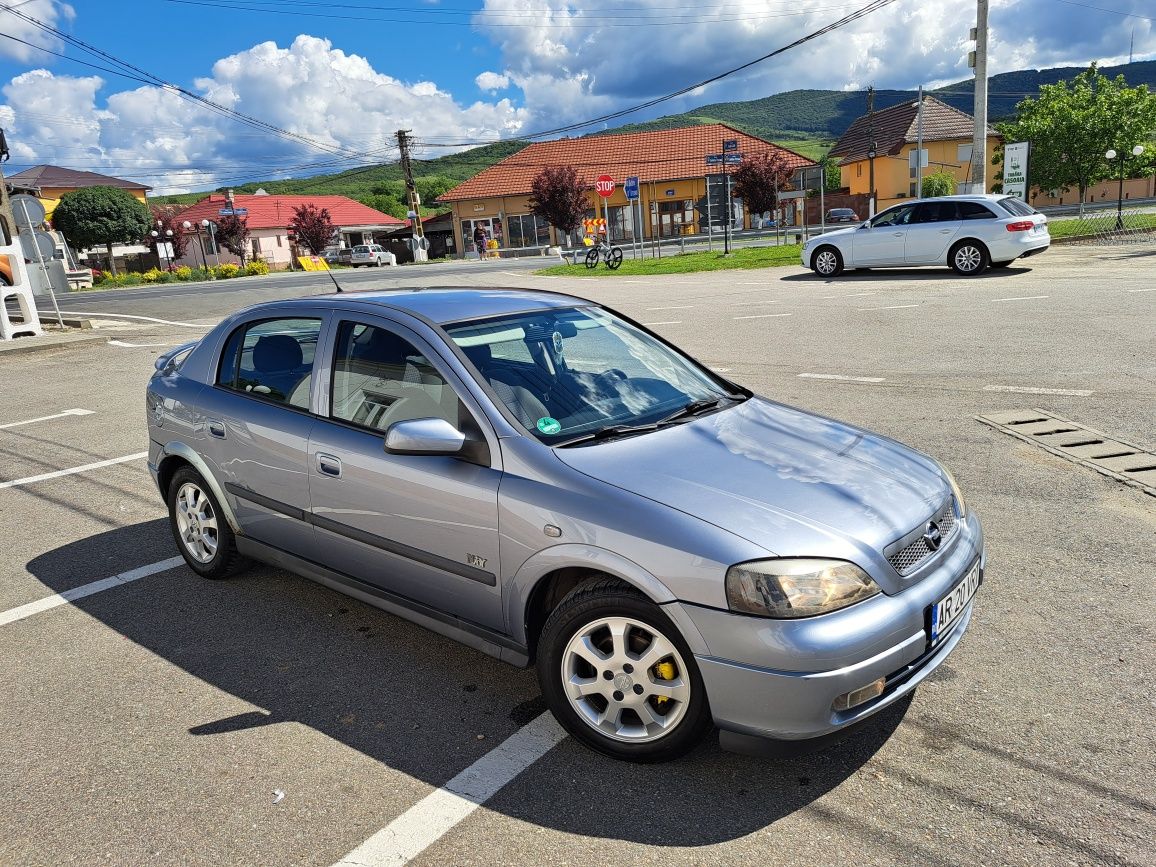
<box><xmin>2</xmin><ymin>246</ymin><xmax>1154</xmax><ymax>866</ymax></box>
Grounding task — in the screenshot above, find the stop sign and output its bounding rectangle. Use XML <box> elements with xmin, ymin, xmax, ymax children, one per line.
<box><xmin>595</xmin><ymin>175</ymin><xmax>615</xmax><ymax>197</ymax></box>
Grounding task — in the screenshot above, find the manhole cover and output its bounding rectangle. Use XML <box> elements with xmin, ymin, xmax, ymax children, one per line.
<box><xmin>977</xmin><ymin>409</ymin><xmax>1156</xmax><ymax>498</ymax></box>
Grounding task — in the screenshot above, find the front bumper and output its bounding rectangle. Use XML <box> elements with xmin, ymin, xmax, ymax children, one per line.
<box><xmin>676</xmin><ymin>512</ymin><xmax>984</xmax><ymax>744</ymax></box>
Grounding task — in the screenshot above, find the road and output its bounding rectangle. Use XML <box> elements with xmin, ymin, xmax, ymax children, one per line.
<box><xmin>3</xmin><ymin>244</ymin><xmax>1154</xmax><ymax>866</ymax></box>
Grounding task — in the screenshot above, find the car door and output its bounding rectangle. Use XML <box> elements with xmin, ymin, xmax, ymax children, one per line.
<box><xmin>904</xmin><ymin>202</ymin><xmax>962</xmax><ymax>263</ymax></box>
<box><xmin>196</xmin><ymin>313</ymin><xmax>327</xmax><ymax>558</ymax></box>
<box><xmin>852</xmin><ymin>203</ymin><xmax>916</xmax><ymax>265</ymax></box>
<box><xmin>306</xmin><ymin>315</ymin><xmax>505</xmax><ymax>630</ymax></box>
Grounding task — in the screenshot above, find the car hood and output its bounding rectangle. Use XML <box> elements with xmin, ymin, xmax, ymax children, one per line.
<box><xmin>553</xmin><ymin>398</ymin><xmax>949</xmax><ymax>592</ymax></box>
<box><xmin>812</xmin><ymin>225</ymin><xmax>858</xmax><ymax>241</ymax></box>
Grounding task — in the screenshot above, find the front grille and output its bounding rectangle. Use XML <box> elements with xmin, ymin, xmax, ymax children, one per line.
<box><xmin>887</xmin><ymin>500</ymin><xmax>958</xmax><ymax>576</ymax></box>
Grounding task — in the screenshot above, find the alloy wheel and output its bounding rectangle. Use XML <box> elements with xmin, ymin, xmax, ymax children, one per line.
<box><xmin>560</xmin><ymin>616</ymin><xmax>691</xmax><ymax>743</ymax></box>
<box><xmin>954</xmin><ymin>245</ymin><xmax>983</xmax><ymax>272</ymax></box>
<box><xmin>174</xmin><ymin>482</ymin><xmax>219</xmax><ymax>564</ymax></box>
<box><xmin>815</xmin><ymin>249</ymin><xmax>838</xmax><ymax>275</ymax></box>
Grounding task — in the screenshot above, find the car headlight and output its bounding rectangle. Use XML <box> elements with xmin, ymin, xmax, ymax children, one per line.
<box><xmin>939</xmin><ymin>464</ymin><xmax>967</xmax><ymax>517</ymax></box>
<box><xmin>725</xmin><ymin>558</ymin><xmax>881</xmax><ymax>618</ymax></box>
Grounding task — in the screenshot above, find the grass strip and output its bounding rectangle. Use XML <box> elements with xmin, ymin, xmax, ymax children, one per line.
<box><xmin>536</xmin><ymin>243</ymin><xmax>803</xmax><ymax>277</ymax></box>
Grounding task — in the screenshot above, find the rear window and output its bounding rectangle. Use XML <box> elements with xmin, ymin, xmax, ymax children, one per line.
<box><xmin>995</xmin><ymin>197</ymin><xmax>1037</xmax><ymax>217</ymax></box>
<box><xmin>958</xmin><ymin>202</ymin><xmax>996</xmax><ymax>220</ymax></box>
<box><xmin>352</xmin><ymin>245</ymin><xmax>370</xmax><ymax>253</ymax></box>
<box><xmin>829</xmin><ymin>209</ymin><xmax>854</xmax><ymax>216</ymax></box>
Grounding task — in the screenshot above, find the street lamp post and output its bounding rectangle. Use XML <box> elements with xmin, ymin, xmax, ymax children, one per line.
<box><xmin>151</xmin><ymin>220</ymin><xmax>175</xmax><ymax>271</ymax></box>
<box><xmin>1104</xmin><ymin>145</ymin><xmax>1145</xmax><ymax>232</ymax></box>
<box><xmin>182</xmin><ymin>219</ymin><xmax>213</xmax><ymax>279</ymax></box>
<box><xmin>201</xmin><ymin>218</ymin><xmax>219</xmax><ymax>270</ymax></box>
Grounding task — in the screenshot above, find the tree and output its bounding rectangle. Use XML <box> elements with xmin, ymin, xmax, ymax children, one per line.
<box><xmin>820</xmin><ymin>156</ymin><xmax>842</xmax><ymax>192</ymax></box>
<box><xmin>292</xmin><ymin>203</ymin><xmax>335</xmax><ymax>255</ymax></box>
<box><xmin>51</xmin><ymin>186</ymin><xmax>152</xmax><ymax>275</ymax></box>
<box><xmin>358</xmin><ymin>193</ymin><xmax>408</xmax><ymax>222</ymax></box>
<box><xmin>528</xmin><ymin>165</ymin><xmax>588</xmax><ymax>246</ymax></box>
<box><xmin>920</xmin><ymin>170</ymin><xmax>957</xmax><ymax>198</ymax></box>
<box><xmin>148</xmin><ymin>205</ymin><xmax>190</xmax><ymax>265</ymax></box>
<box><xmin>213</xmin><ymin>214</ymin><xmax>250</xmax><ymax>264</ymax></box>
<box><xmin>997</xmin><ymin>64</ymin><xmax>1156</xmax><ymax>214</ymax></box>
<box><xmin>415</xmin><ymin>175</ymin><xmax>456</xmax><ymax>210</ymax></box>
<box><xmin>732</xmin><ymin>151</ymin><xmax>795</xmax><ymax>218</ymax></box>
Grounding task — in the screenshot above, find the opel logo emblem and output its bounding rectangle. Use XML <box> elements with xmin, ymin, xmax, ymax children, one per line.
<box><xmin>923</xmin><ymin>521</ymin><xmax>943</xmax><ymax>551</ymax></box>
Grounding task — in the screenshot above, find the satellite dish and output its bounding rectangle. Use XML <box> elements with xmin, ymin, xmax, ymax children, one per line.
<box><xmin>10</xmin><ymin>193</ymin><xmax>47</xmax><ymax>229</ymax></box>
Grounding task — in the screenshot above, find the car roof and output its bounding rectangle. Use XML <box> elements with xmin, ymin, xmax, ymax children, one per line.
<box><xmin>267</xmin><ymin>287</ymin><xmax>591</xmax><ymax>326</ymax></box>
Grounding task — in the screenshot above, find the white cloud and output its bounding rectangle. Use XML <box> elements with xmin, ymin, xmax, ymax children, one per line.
<box><xmin>0</xmin><ymin>0</ymin><xmax>75</xmax><ymax>63</ymax></box>
<box><xmin>0</xmin><ymin>35</ymin><xmax>530</xmax><ymax>194</ymax></box>
<box><xmin>475</xmin><ymin>71</ymin><xmax>510</xmax><ymax>92</ymax></box>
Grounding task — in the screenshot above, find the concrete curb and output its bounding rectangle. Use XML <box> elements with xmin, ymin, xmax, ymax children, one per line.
<box><xmin>0</xmin><ymin>333</ymin><xmax>107</xmax><ymax>357</ymax></box>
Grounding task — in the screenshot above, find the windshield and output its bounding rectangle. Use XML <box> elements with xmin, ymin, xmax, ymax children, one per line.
<box><xmin>445</xmin><ymin>306</ymin><xmax>741</xmax><ymax>444</ymax></box>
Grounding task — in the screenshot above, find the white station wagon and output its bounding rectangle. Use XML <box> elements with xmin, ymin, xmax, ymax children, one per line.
<box><xmin>802</xmin><ymin>194</ymin><xmax>1049</xmax><ymax>277</ymax></box>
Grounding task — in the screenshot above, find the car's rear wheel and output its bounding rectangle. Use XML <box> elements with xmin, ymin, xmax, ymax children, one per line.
<box><xmin>811</xmin><ymin>245</ymin><xmax>843</xmax><ymax>277</ymax></box>
<box><xmin>167</xmin><ymin>466</ymin><xmax>246</xmax><ymax>579</ymax></box>
<box><xmin>536</xmin><ymin>580</ymin><xmax>712</xmax><ymax>762</ymax></box>
<box><xmin>949</xmin><ymin>240</ymin><xmax>989</xmax><ymax>275</ymax></box>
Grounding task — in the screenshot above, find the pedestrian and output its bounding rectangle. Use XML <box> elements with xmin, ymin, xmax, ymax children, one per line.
<box><xmin>473</xmin><ymin>224</ymin><xmax>487</xmax><ymax>255</ymax></box>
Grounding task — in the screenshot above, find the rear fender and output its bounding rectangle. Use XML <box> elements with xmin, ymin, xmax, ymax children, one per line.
<box><xmin>158</xmin><ymin>441</ymin><xmax>242</xmax><ymax>533</ymax></box>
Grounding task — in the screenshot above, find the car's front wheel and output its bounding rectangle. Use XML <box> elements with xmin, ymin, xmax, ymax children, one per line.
<box><xmin>950</xmin><ymin>240</ymin><xmax>989</xmax><ymax>275</ymax></box>
<box><xmin>811</xmin><ymin>245</ymin><xmax>844</xmax><ymax>277</ymax></box>
<box><xmin>536</xmin><ymin>579</ymin><xmax>712</xmax><ymax>762</ymax></box>
<box><xmin>167</xmin><ymin>466</ymin><xmax>246</xmax><ymax>579</ymax></box>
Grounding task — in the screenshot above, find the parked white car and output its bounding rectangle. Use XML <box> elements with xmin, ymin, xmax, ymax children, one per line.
<box><xmin>350</xmin><ymin>244</ymin><xmax>396</xmax><ymax>267</ymax></box>
<box><xmin>802</xmin><ymin>194</ymin><xmax>1050</xmax><ymax>277</ymax></box>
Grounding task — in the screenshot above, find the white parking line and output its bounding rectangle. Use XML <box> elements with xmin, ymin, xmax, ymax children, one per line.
<box><xmin>0</xmin><ymin>452</ymin><xmax>148</xmax><ymax>490</ymax></box>
<box><xmin>983</xmin><ymin>385</ymin><xmax>1094</xmax><ymax>396</ymax></box>
<box><xmin>54</xmin><ymin>311</ymin><xmax>206</xmax><ymax>328</ymax></box>
<box><xmin>824</xmin><ymin>291</ymin><xmax>875</xmax><ymax>298</ymax></box>
<box><xmin>0</xmin><ymin>408</ymin><xmax>94</xmax><ymax>430</ymax></box>
<box><xmin>642</xmin><ymin>320</ymin><xmax>683</xmax><ymax>326</ymax></box>
<box><xmin>0</xmin><ymin>557</ymin><xmax>184</xmax><ymax>628</ymax></box>
<box><xmin>1125</xmin><ymin>288</ymin><xmax>1156</xmax><ymax>292</ymax></box>
<box><xmin>990</xmin><ymin>295</ymin><xmax>1048</xmax><ymax>303</ymax></box>
<box><xmin>799</xmin><ymin>373</ymin><xmax>885</xmax><ymax>383</ymax></box>
<box><xmin>107</xmin><ymin>340</ymin><xmax>177</xmax><ymax>348</ymax></box>
<box><xmin>733</xmin><ymin>313</ymin><xmax>793</xmax><ymax>320</ymax></box>
<box><xmin>859</xmin><ymin>304</ymin><xmax>918</xmax><ymax>310</ymax></box>
<box><xmin>646</xmin><ymin>305</ymin><xmax>695</xmax><ymax>310</ymax></box>
<box><xmin>333</xmin><ymin>712</ymin><xmax>567</xmax><ymax>867</ymax></box>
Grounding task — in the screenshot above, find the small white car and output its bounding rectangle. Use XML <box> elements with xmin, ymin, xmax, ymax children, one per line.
<box><xmin>350</xmin><ymin>244</ymin><xmax>395</xmax><ymax>267</ymax></box>
<box><xmin>802</xmin><ymin>194</ymin><xmax>1049</xmax><ymax>277</ymax></box>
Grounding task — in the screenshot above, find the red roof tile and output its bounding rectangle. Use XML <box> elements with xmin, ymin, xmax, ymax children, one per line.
<box><xmin>439</xmin><ymin>124</ymin><xmax>815</xmax><ymax>202</ymax></box>
<box><xmin>173</xmin><ymin>194</ymin><xmax>403</xmax><ymax>231</ymax></box>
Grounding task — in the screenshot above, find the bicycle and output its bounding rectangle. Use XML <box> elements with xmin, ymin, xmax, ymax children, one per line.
<box><xmin>583</xmin><ymin>235</ymin><xmax>624</xmax><ymax>270</ymax></box>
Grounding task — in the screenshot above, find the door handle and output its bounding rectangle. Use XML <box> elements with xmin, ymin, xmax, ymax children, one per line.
<box><xmin>892</xmin><ymin>232</ymin><xmax>904</xmax><ymax>237</ymax></box>
<box><xmin>316</xmin><ymin>453</ymin><xmax>342</xmax><ymax>478</ymax></box>
<box><xmin>939</xmin><ymin>229</ymin><xmax>952</xmax><ymax>234</ymax></box>
<box><xmin>207</xmin><ymin>419</ymin><xmax>226</xmax><ymax>439</ymax></box>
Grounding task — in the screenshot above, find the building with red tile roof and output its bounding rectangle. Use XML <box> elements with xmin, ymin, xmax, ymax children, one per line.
<box><xmin>437</xmin><ymin>124</ymin><xmax>815</xmax><ymax>255</ymax></box>
<box><xmin>172</xmin><ymin>193</ymin><xmax>404</xmax><ymax>268</ymax></box>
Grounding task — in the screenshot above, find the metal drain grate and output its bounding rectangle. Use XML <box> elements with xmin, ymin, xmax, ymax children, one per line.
<box><xmin>977</xmin><ymin>409</ymin><xmax>1156</xmax><ymax>498</ymax></box>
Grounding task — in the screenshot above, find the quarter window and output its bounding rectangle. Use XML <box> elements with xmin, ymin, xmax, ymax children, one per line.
<box><xmin>330</xmin><ymin>321</ymin><xmax>459</xmax><ymax>432</ymax></box>
<box><xmin>217</xmin><ymin>318</ymin><xmax>321</xmax><ymax>408</ymax></box>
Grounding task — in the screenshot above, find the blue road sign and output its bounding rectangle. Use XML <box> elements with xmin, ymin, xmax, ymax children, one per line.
<box><xmin>218</xmin><ymin>208</ymin><xmax>249</xmax><ymax>216</ymax></box>
<box><xmin>624</xmin><ymin>176</ymin><xmax>639</xmax><ymax>199</ymax></box>
<box><xmin>723</xmin><ymin>139</ymin><xmax>739</xmax><ymax>152</ymax></box>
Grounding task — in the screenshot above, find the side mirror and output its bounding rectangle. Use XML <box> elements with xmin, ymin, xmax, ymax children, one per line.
<box><xmin>858</xmin><ymin>222</ymin><xmax>871</xmax><ymax>230</ymax></box>
<box><xmin>384</xmin><ymin>417</ymin><xmax>466</xmax><ymax>456</ymax></box>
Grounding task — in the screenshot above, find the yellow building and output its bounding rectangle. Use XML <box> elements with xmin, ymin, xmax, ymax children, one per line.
<box><xmin>438</xmin><ymin>124</ymin><xmax>815</xmax><ymax>256</ymax></box>
<box><xmin>829</xmin><ymin>96</ymin><xmax>1000</xmax><ymax>212</ymax></box>
<box><xmin>5</xmin><ymin>164</ymin><xmax>150</xmax><ymax>222</ymax></box>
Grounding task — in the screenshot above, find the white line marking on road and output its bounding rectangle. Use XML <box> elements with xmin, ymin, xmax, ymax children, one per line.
<box><xmin>54</xmin><ymin>311</ymin><xmax>206</xmax><ymax>328</ymax></box>
<box><xmin>990</xmin><ymin>295</ymin><xmax>1048</xmax><ymax>303</ymax></box>
<box><xmin>0</xmin><ymin>408</ymin><xmax>94</xmax><ymax>430</ymax></box>
<box><xmin>1125</xmin><ymin>287</ymin><xmax>1156</xmax><ymax>292</ymax></box>
<box><xmin>711</xmin><ymin>367</ymin><xmax>732</xmax><ymax>372</ymax></box>
<box><xmin>824</xmin><ymin>291</ymin><xmax>875</xmax><ymax>298</ymax></box>
<box><xmin>107</xmin><ymin>340</ymin><xmax>175</xmax><ymax>348</ymax></box>
<box><xmin>983</xmin><ymin>385</ymin><xmax>1094</xmax><ymax>396</ymax></box>
<box><xmin>740</xmin><ymin>300</ymin><xmax>781</xmax><ymax>304</ymax></box>
<box><xmin>642</xmin><ymin>320</ymin><xmax>683</xmax><ymax>326</ymax></box>
<box><xmin>0</xmin><ymin>557</ymin><xmax>184</xmax><ymax>628</ymax></box>
<box><xmin>798</xmin><ymin>373</ymin><xmax>885</xmax><ymax>383</ymax></box>
<box><xmin>646</xmin><ymin>305</ymin><xmax>695</xmax><ymax>310</ymax></box>
<box><xmin>333</xmin><ymin>712</ymin><xmax>567</xmax><ymax>867</ymax></box>
<box><xmin>858</xmin><ymin>304</ymin><xmax>918</xmax><ymax>310</ymax></box>
<box><xmin>733</xmin><ymin>313</ymin><xmax>793</xmax><ymax>319</ymax></box>
<box><xmin>0</xmin><ymin>452</ymin><xmax>148</xmax><ymax>490</ymax></box>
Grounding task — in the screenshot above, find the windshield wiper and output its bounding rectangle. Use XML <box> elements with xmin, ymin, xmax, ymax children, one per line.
<box><xmin>654</xmin><ymin>395</ymin><xmax>739</xmax><ymax>426</ymax></box>
<box><xmin>554</xmin><ymin>422</ymin><xmax>660</xmax><ymax>448</ymax></box>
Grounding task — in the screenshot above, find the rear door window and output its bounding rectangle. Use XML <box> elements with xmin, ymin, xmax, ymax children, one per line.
<box><xmin>958</xmin><ymin>202</ymin><xmax>996</xmax><ymax>220</ymax></box>
<box><xmin>217</xmin><ymin>317</ymin><xmax>322</xmax><ymax>409</ymax></box>
<box><xmin>913</xmin><ymin>202</ymin><xmax>960</xmax><ymax>223</ymax></box>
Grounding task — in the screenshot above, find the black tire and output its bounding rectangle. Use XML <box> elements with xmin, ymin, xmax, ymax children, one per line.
<box><xmin>584</xmin><ymin>248</ymin><xmax>599</xmax><ymax>269</ymax></box>
<box><xmin>536</xmin><ymin>579</ymin><xmax>712</xmax><ymax>762</ymax></box>
<box><xmin>606</xmin><ymin>247</ymin><xmax>624</xmax><ymax>270</ymax></box>
<box><xmin>949</xmin><ymin>240</ymin><xmax>989</xmax><ymax>275</ymax></box>
<box><xmin>811</xmin><ymin>245</ymin><xmax>843</xmax><ymax>277</ymax></box>
<box><xmin>167</xmin><ymin>466</ymin><xmax>247</xmax><ymax>579</ymax></box>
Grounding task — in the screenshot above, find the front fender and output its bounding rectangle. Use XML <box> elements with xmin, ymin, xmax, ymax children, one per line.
<box><xmin>157</xmin><ymin>441</ymin><xmax>242</xmax><ymax>533</ymax></box>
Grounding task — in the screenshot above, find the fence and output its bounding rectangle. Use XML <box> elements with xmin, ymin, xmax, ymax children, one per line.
<box><xmin>1048</xmin><ymin>206</ymin><xmax>1156</xmax><ymax>246</ymax></box>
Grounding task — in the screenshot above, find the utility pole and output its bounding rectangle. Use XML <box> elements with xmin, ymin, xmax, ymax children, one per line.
<box><xmin>0</xmin><ymin>128</ymin><xmax>16</xmax><ymax>238</ymax></box>
<box><xmin>916</xmin><ymin>85</ymin><xmax>925</xmax><ymax>197</ymax></box>
<box><xmin>396</xmin><ymin>129</ymin><xmax>428</xmax><ymax>262</ymax></box>
<box><xmin>867</xmin><ymin>86</ymin><xmax>877</xmax><ymax>217</ymax></box>
<box><xmin>966</xmin><ymin>0</ymin><xmax>989</xmax><ymax>193</ymax></box>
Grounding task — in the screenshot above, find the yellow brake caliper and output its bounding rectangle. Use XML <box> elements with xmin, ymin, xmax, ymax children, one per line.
<box><xmin>652</xmin><ymin>660</ymin><xmax>676</xmax><ymax>707</ymax></box>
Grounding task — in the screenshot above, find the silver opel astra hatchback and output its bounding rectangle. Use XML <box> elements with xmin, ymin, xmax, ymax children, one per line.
<box><xmin>147</xmin><ymin>288</ymin><xmax>983</xmax><ymax>762</ymax></box>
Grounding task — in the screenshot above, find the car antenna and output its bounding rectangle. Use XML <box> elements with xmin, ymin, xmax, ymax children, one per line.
<box><xmin>325</xmin><ymin>267</ymin><xmax>344</xmax><ymax>293</ymax></box>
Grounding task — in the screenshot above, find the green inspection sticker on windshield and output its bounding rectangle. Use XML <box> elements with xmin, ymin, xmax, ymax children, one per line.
<box><xmin>536</xmin><ymin>417</ymin><xmax>562</xmax><ymax>435</ymax></box>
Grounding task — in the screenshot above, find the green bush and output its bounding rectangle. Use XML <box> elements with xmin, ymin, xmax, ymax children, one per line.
<box><xmin>213</xmin><ymin>263</ymin><xmax>241</xmax><ymax>279</ymax></box>
<box><xmin>920</xmin><ymin>170</ymin><xmax>957</xmax><ymax>199</ymax></box>
<box><xmin>245</xmin><ymin>260</ymin><xmax>270</xmax><ymax>276</ymax></box>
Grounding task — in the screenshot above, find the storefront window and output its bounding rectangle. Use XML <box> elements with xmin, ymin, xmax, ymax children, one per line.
<box><xmin>583</xmin><ymin>206</ymin><xmax>637</xmax><ymax>242</ymax></box>
<box><xmin>461</xmin><ymin>218</ymin><xmax>503</xmax><ymax>253</ymax></box>
<box><xmin>507</xmin><ymin>213</ymin><xmax>552</xmax><ymax>248</ymax></box>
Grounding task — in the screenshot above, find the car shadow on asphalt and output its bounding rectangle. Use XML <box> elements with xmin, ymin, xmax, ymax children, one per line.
<box><xmin>29</xmin><ymin>520</ymin><xmax>909</xmax><ymax>846</ymax></box>
<box><xmin>778</xmin><ymin>266</ymin><xmax>1036</xmax><ymax>283</ymax></box>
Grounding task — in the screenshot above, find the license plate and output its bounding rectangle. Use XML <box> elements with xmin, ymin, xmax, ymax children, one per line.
<box><xmin>929</xmin><ymin>562</ymin><xmax>981</xmax><ymax>643</ymax></box>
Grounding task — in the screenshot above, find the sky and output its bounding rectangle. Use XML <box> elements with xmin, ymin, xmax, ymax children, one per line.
<box><xmin>0</xmin><ymin>0</ymin><xmax>1152</xmax><ymax>194</ymax></box>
